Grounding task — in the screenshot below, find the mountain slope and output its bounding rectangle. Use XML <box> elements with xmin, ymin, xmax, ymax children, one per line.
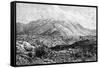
<box><xmin>17</xmin><ymin>19</ymin><xmax>96</xmax><ymax>37</ymax></box>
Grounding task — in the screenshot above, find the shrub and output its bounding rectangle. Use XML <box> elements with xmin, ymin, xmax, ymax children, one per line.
<box><xmin>34</xmin><ymin>45</ymin><xmax>47</xmax><ymax>58</ymax></box>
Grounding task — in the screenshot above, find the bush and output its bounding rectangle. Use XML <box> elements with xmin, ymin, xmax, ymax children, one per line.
<box><xmin>34</xmin><ymin>45</ymin><xmax>49</xmax><ymax>58</ymax></box>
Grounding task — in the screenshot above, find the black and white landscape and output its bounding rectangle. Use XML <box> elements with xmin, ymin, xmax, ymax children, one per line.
<box><xmin>16</xmin><ymin>3</ymin><xmax>97</xmax><ymax>65</ymax></box>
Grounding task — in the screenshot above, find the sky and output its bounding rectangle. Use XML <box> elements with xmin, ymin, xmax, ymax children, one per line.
<box><xmin>16</xmin><ymin>3</ymin><xmax>96</xmax><ymax>29</ymax></box>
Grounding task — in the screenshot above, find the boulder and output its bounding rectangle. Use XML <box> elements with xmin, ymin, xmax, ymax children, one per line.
<box><xmin>16</xmin><ymin>41</ymin><xmax>36</xmax><ymax>54</ymax></box>
<box><xmin>23</xmin><ymin>41</ymin><xmax>35</xmax><ymax>52</ymax></box>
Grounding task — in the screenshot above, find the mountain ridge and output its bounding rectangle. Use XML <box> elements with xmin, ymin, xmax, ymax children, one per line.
<box><xmin>16</xmin><ymin>19</ymin><xmax>96</xmax><ymax>37</ymax></box>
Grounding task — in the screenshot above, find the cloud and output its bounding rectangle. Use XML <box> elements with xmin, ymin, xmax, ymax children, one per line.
<box><xmin>16</xmin><ymin>3</ymin><xmax>96</xmax><ymax>29</ymax></box>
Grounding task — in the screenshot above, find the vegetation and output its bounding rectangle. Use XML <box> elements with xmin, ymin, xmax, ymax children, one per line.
<box><xmin>16</xmin><ymin>34</ymin><xmax>97</xmax><ymax>65</ymax></box>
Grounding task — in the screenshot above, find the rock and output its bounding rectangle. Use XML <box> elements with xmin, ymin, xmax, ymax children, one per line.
<box><xmin>16</xmin><ymin>41</ymin><xmax>25</xmax><ymax>53</ymax></box>
<box><xmin>22</xmin><ymin>41</ymin><xmax>35</xmax><ymax>51</ymax></box>
<box><xmin>16</xmin><ymin>41</ymin><xmax>35</xmax><ymax>53</ymax></box>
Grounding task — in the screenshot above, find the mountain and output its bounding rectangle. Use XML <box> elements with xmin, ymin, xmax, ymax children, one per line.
<box><xmin>17</xmin><ymin>18</ymin><xmax>96</xmax><ymax>37</ymax></box>
<box><xmin>16</xmin><ymin>23</ymin><xmax>25</xmax><ymax>34</ymax></box>
<box><xmin>16</xmin><ymin>18</ymin><xmax>96</xmax><ymax>47</ymax></box>
<box><xmin>17</xmin><ymin>4</ymin><xmax>96</xmax><ymax>37</ymax></box>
